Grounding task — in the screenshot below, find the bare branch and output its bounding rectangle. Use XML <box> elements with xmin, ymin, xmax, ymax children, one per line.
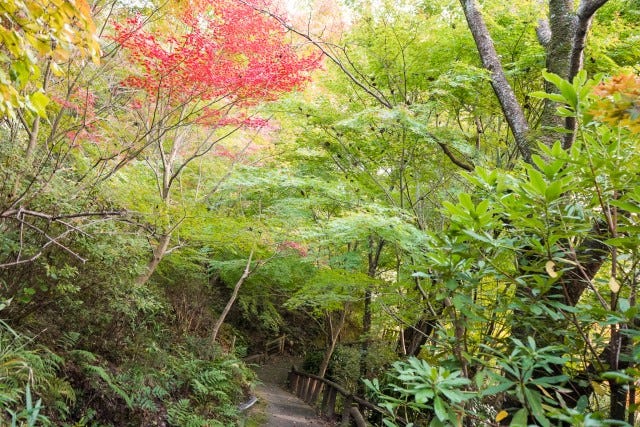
<box><xmin>0</xmin><ymin>217</ymin><xmax>116</xmax><ymax>269</ymax></box>
<box><xmin>434</xmin><ymin>139</ymin><xmax>475</xmax><ymax>172</ymax></box>
<box><xmin>1</xmin><ymin>209</ymin><xmax>125</xmax><ymax>220</ymax></box>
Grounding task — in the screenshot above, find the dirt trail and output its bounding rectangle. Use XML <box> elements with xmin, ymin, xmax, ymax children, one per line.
<box><xmin>251</xmin><ymin>356</ymin><xmax>334</xmax><ymax>426</ymax></box>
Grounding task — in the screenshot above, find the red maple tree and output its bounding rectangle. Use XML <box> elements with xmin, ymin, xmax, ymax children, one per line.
<box><xmin>113</xmin><ymin>0</ymin><xmax>320</xmax><ymax>123</ymax></box>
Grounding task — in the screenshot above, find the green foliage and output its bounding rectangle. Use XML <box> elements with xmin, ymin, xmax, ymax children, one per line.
<box><xmin>365</xmin><ymin>357</ymin><xmax>473</xmax><ymax>427</ymax></box>
<box><xmin>587</xmin><ymin>0</ymin><xmax>640</xmax><ymax>73</ymax></box>
<box><xmin>287</xmin><ymin>269</ymin><xmax>374</xmax><ymax>314</ymax></box>
<box><xmin>384</xmin><ymin>70</ymin><xmax>640</xmax><ymax>424</ymax></box>
<box><xmin>0</xmin><ymin>304</ymin><xmax>75</xmax><ymax>426</ymax></box>
<box><xmin>6</xmin><ymin>384</ymin><xmax>45</xmax><ymax>427</ymax></box>
<box><xmin>0</xmin><ymin>0</ymin><xmax>638</xmax><ymax>425</ymax></box>
<box><xmin>477</xmin><ymin>338</ymin><xmax>570</xmax><ymax>427</ymax></box>
<box><xmin>121</xmin><ymin>349</ymin><xmax>254</xmax><ymax>427</ymax></box>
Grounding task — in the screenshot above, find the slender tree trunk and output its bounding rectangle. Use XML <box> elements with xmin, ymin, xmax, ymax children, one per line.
<box><xmin>398</xmin><ymin>316</ymin><xmax>437</xmax><ymax>357</ymax></box>
<box><xmin>359</xmin><ymin>238</ymin><xmax>384</xmax><ymax>390</ymax></box>
<box><xmin>360</xmin><ymin>288</ymin><xmax>372</xmax><ymax>380</ymax></box>
<box><xmin>135</xmin><ymin>233</ymin><xmax>172</xmax><ymax>285</ymax></box>
<box><xmin>318</xmin><ymin>309</ymin><xmax>347</xmax><ymax>379</ymax></box>
<box><xmin>134</xmin><ymin>130</ymin><xmax>182</xmax><ymax>286</ymax></box>
<box><xmin>211</xmin><ymin>249</ymin><xmax>255</xmax><ymax>343</ymax></box>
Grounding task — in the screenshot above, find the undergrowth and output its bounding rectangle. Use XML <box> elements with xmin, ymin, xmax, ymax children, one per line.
<box><xmin>0</xmin><ymin>301</ymin><xmax>255</xmax><ymax>426</ymax></box>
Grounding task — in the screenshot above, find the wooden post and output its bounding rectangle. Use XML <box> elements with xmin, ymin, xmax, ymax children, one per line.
<box><xmin>302</xmin><ymin>377</ymin><xmax>311</xmax><ymax>399</ymax></box>
<box><xmin>341</xmin><ymin>395</ymin><xmax>353</xmax><ymax>427</ymax></box>
<box><xmin>311</xmin><ymin>381</ymin><xmax>323</xmax><ymax>404</ymax></box>
<box><xmin>350</xmin><ymin>406</ymin><xmax>367</xmax><ymax>427</ymax></box>
<box><xmin>296</xmin><ymin>376</ymin><xmax>304</xmax><ymax>397</ymax></box>
<box><xmin>326</xmin><ymin>387</ymin><xmax>337</xmax><ymax>418</ymax></box>
<box><xmin>321</xmin><ymin>384</ymin><xmax>331</xmax><ymax>415</ymax></box>
<box><xmin>305</xmin><ymin>379</ymin><xmax>316</xmax><ymax>402</ymax></box>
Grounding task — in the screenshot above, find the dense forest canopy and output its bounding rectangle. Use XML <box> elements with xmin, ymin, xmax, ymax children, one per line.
<box><xmin>0</xmin><ymin>0</ymin><xmax>638</xmax><ymax>425</ymax></box>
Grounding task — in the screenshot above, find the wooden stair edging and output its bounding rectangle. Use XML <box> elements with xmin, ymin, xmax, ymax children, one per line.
<box><xmin>287</xmin><ymin>367</ymin><xmax>407</xmax><ymax>427</ymax></box>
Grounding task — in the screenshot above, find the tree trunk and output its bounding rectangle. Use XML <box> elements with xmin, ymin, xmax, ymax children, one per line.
<box><xmin>459</xmin><ymin>0</ymin><xmax>532</xmax><ymax>163</ymax></box>
<box><xmin>540</xmin><ymin>0</ymin><xmax>576</xmax><ymax>146</ymax></box>
<box><xmin>318</xmin><ymin>309</ymin><xmax>347</xmax><ymax>379</ymax></box>
<box><xmin>211</xmin><ymin>249</ymin><xmax>255</xmax><ymax>344</ymax></box>
<box><xmin>460</xmin><ymin>0</ymin><xmax>613</xmax><ymax>417</ymax></box>
<box><xmin>135</xmin><ymin>233</ymin><xmax>172</xmax><ymax>286</ymax></box>
<box><xmin>359</xmin><ymin>238</ymin><xmax>384</xmax><ymax>391</ymax></box>
<box><xmin>360</xmin><ymin>288</ymin><xmax>372</xmax><ymax>383</ymax></box>
<box><xmin>398</xmin><ymin>316</ymin><xmax>437</xmax><ymax>357</ymax></box>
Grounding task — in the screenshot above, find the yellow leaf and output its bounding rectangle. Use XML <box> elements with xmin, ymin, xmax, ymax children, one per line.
<box><xmin>609</xmin><ymin>277</ymin><xmax>620</xmax><ymax>293</ymax></box>
<box><xmin>536</xmin><ymin>383</ymin><xmax>553</xmax><ymax>398</ymax></box>
<box><xmin>496</xmin><ymin>410</ymin><xmax>509</xmax><ymax>422</ymax></box>
<box><xmin>591</xmin><ymin>381</ymin><xmax>605</xmax><ymax>395</ymax></box>
<box><xmin>545</xmin><ymin>260</ymin><xmax>558</xmax><ymax>278</ymax></box>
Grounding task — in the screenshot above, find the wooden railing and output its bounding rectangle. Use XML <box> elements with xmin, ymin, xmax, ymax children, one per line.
<box><xmin>287</xmin><ymin>367</ymin><xmax>407</xmax><ymax>427</ymax></box>
<box><xmin>243</xmin><ymin>335</ymin><xmax>287</xmax><ymax>363</ymax></box>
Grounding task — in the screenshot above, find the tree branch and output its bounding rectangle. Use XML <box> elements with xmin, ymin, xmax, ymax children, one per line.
<box><xmin>562</xmin><ymin>0</ymin><xmax>609</xmax><ymax>149</ymax></box>
<box><xmin>459</xmin><ymin>0</ymin><xmax>532</xmax><ymax>163</ymax></box>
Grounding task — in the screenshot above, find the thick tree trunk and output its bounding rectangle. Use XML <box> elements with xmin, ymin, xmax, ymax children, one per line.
<box><xmin>539</xmin><ymin>0</ymin><xmax>576</xmax><ymax>147</ymax></box>
<box><xmin>540</xmin><ymin>0</ymin><xmax>609</xmax><ymax>148</ymax></box>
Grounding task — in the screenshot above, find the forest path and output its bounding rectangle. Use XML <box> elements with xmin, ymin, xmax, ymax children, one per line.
<box><xmin>251</xmin><ymin>356</ymin><xmax>334</xmax><ymax>426</ymax></box>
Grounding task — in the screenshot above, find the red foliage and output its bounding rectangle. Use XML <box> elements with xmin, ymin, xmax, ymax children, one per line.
<box><xmin>113</xmin><ymin>0</ymin><xmax>320</xmax><ymax>118</ymax></box>
<box><xmin>280</xmin><ymin>241</ymin><xmax>308</xmax><ymax>257</ymax></box>
<box><xmin>52</xmin><ymin>87</ymin><xmax>102</xmax><ymax>145</ymax></box>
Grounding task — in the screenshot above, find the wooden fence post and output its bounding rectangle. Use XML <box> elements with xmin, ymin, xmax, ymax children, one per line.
<box><xmin>305</xmin><ymin>378</ymin><xmax>316</xmax><ymax>402</ymax></box>
<box><xmin>311</xmin><ymin>381</ymin><xmax>323</xmax><ymax>404</ymax></box>
<box><xmin>285</xmin><ymin>368</ymin><xmax>407</xmax><ymax>426</ymax></box>
<box><xmin>326</xmin><ymin>387</ymin><xmax>337</xmax><ymax>418</ymax></box>
<box><xmin>302</xmin><ymin>377</ymin><xmax>311</xmax><ymax>399</ymax></box>
<box><xmin>341</xmin><ymin>395</ymin><xmax>353</xmax><ymax>427</ymax></box>
<box><xmin>350</xmin><ymin>406</ymin><xmax>367</xmax><ymax>427</ymax></box>
<box><xmin>321</xmin><ymin>384</ymin><xmax>331</xmax><ymax>415</ymax></box>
